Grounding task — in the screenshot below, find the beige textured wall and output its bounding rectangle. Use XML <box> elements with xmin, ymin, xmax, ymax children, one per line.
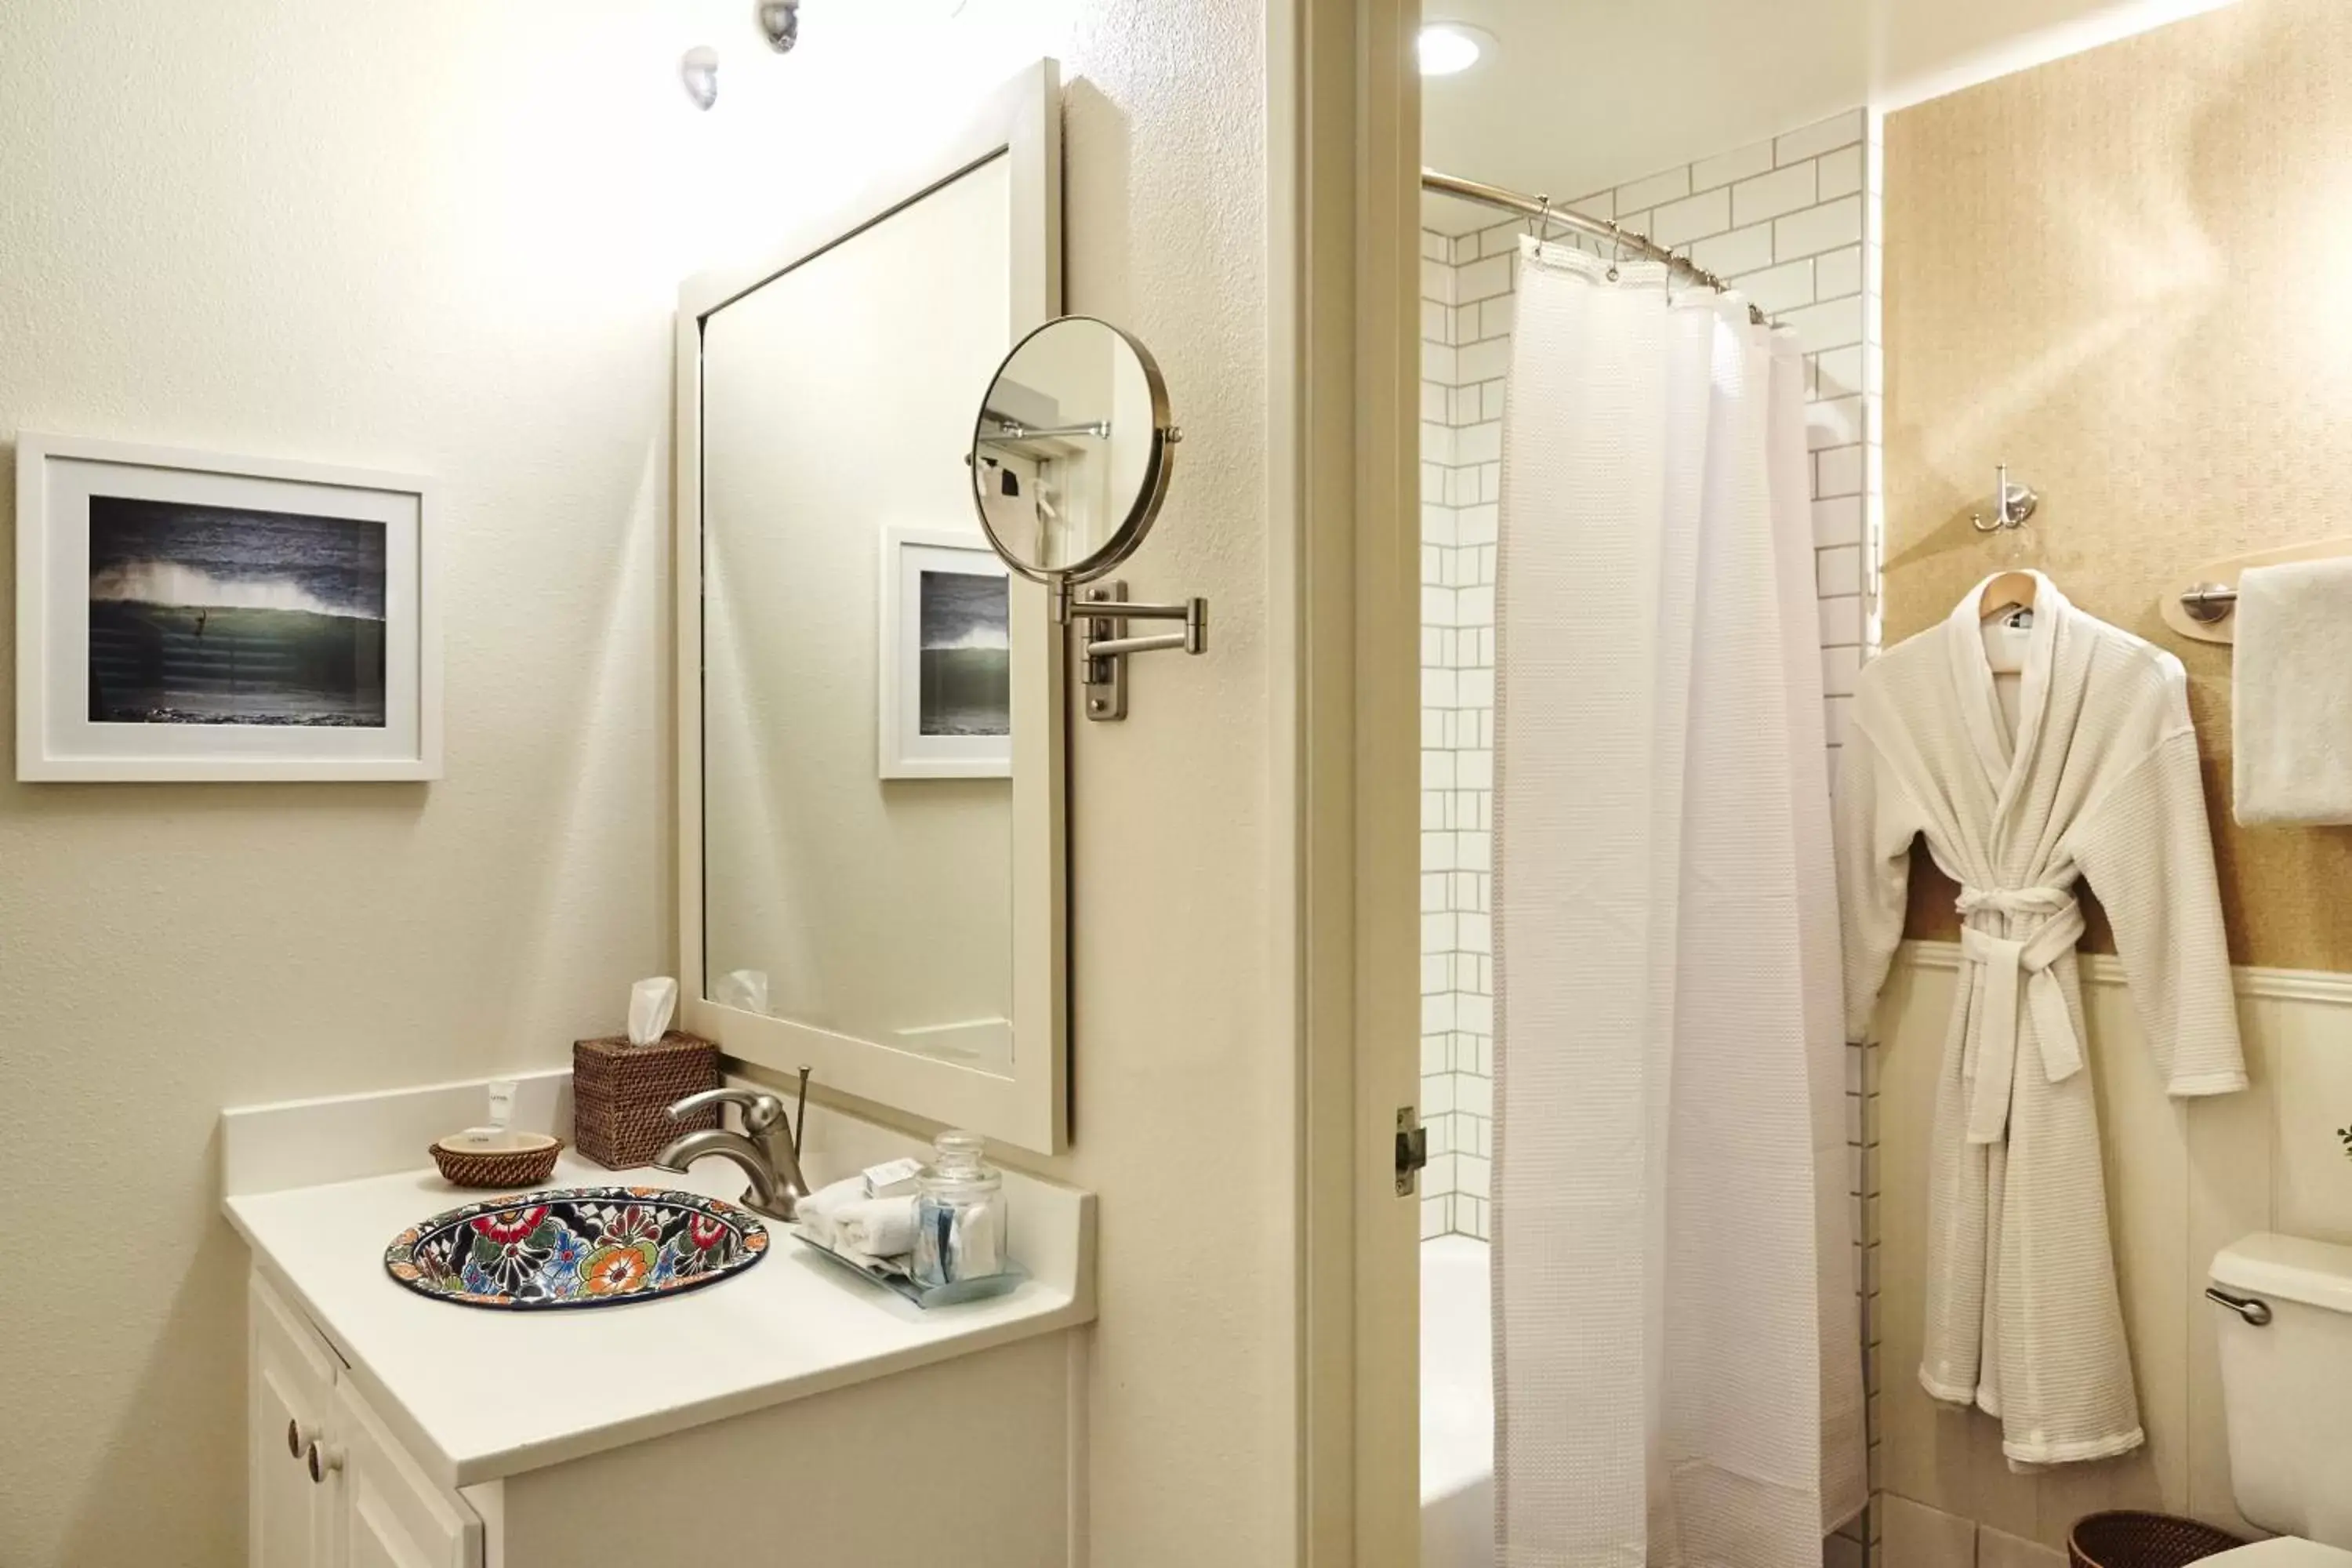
<box><xmin>0</xmin><ymin>2</ymin><xmax>1288</xmax><ymax>1565</ymax></box>
<box><xmin>1882</xmin><ymin>0</ymin><xmax>2352</xmax><ymax>971</ymax></box>
<box><xmin>1876</xmin><ymin>6</ymin><xmax>2352</xmax><ymax>1558</ymax></box>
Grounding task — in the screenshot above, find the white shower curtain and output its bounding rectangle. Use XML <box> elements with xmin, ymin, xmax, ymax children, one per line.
<box><xmin>1491</xmin><ymin>239</ymin><xmax>1864</xmax><ymax>1568</ymax></box>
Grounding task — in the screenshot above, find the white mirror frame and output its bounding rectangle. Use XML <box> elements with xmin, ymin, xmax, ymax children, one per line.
<box><xmin>673</xmin><ymin>60</ymin><xmax>1067</xmax><ymax>1152</ymax></box>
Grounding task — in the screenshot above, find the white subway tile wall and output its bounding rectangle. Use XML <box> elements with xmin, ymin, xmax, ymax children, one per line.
<box><xmin>1419</xmin><ymin>114</ymin><xmax>1887</xmax><ymax>1552</ymax></box>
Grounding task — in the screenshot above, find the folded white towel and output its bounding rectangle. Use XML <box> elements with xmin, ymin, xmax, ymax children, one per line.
<box><xmin>837</xmin><ymin>1196</ymin><xmax>919</xmax><ymax>1259</ymax></box>
<box><xmin>2234</xmin><ymin>558</ymin><xmax>2352</xmax><ymax>826</ymax></box>
<box><xmin>797</xmin><ymin>1175</ymin><xmax>862</xmax><ymax>1215</ymax></box>
<box><xmin>793</xmin><ymin>1177</ymin><xmax>863</xmax><ymax>1248</ymax></box>
<box><xmin>794</xmin><ymin>1177</ymin><xmax>917</xmax><ymax>1270</ymax></box>
<box><xmin>803</xmin><ymin>1227</ymin><xmax>907</xmax><ymax>1277</ymax></box>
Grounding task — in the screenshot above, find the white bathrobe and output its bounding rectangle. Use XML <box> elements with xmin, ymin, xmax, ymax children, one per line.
<box><xmin>1836</xmin><ymin>572</ymin><xmax>2246</xmax><ymax>1467</ymax></box>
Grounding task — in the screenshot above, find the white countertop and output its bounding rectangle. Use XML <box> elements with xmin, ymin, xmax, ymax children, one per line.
<box><xmin>221</xmin><ymin>1076</ymin><xmax>1094</xmax><ymax>1490</ymax></box>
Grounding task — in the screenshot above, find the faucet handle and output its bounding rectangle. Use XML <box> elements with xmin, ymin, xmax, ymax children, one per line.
<box><xmin>666</xmin><ymin>1087</ymin><xmax>784</xmax><ymax>1136</ymax></box>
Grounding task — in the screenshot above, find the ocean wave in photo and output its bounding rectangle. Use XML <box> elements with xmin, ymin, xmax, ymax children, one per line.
<box><xmin>920</xmin><ymin>570</ymin><xmax>1009</xmax><ymax>652</ymax></box>
<box><xmin>89</xmin><ymin>561</ymin><xmax>371</xmax><ymax>621</ymax></box>
<box><xmin>916</xmin><ymin>568</ymin><xmax>1011</xmax><ymax>737</ymax></box>
<box><xmin>85</xmin><ymin>495</ymin><xmax>390</xmax><ymax>728</ymax></box>
<box><xmin>88</xmin><ymin>495</ymin><xmax>387</xmax><ymax>620</ymax></box>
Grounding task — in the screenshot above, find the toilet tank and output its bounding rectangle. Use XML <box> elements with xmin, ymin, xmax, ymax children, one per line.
<box><xmin>2210</xmin><ymin>1234</ymin><xmax>2352</xmax><ymax>1547</ymax></box>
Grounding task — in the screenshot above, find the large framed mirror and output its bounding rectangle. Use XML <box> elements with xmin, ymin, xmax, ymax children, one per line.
<box><xmin>673</xmin><ymin>61</ymin><xmax>1066</xmax><ymax>1152</ymax></box>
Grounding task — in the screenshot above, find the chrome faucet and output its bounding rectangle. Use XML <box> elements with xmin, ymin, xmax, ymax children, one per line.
<box><xmin>652</xmin><ymin>1068</ymin><xmax>811</xmax><ymax>1221</ymax></box>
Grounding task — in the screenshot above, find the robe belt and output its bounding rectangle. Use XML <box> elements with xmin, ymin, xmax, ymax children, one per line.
<box><xmin>1955</xmin><ymin>884</ymin><xmax>2088</xmax><ymax>1145</ymax></box>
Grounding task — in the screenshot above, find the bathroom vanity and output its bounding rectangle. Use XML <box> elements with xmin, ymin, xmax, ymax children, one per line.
<box><xmin>227</xmin><ymin>1073</ymin><xmax>1094</xmax><ymax>1567</ymax></box>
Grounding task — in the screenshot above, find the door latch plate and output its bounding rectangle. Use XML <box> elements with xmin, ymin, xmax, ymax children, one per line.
<box><xmin>1396</xmin><ymin>1106</ymin><xmax>1428</xmax><ymax>1197</ymax></box>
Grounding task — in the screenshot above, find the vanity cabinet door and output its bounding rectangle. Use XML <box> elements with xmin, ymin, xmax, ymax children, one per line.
<box><xmin>250</xmin><ymin>1276</ymin><xmax>341</xmax><ymax>1568</ymax></box>
<box><xmin>334</xmin><ymin>1380</ymin><xmax>483</xmax><ymax>1568</ymax></box>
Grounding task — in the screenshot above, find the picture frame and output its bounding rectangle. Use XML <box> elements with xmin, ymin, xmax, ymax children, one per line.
<box><xmin>877</xmin><ymin>524</ymin><xmax>1012</xmax><ymax>780</ymax></box>
<box><xmin>15</xmin><ymin>433</ymin><xmax>441</xmax><ymax>782</ymax></box>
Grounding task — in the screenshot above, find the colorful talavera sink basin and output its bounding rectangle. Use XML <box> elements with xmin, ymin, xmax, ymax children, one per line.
<box><xmin>384</xmin><ymin>1186</ymin><xmax>768</xmax><ymax>1311</ymax></box>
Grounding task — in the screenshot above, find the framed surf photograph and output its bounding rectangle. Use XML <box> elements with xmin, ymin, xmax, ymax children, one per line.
<box><xmin>877</xmin><ymin>524</ymin><xmax>1011</xmax><ymax>780</ymax></box>
<box><xmin>15</xmin><ymin>434</ymin><xmax>441</xmax><ymax>781</ymax></box>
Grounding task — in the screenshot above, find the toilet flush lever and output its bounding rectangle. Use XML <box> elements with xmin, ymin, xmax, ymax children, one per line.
<box><xmin>2205</xmin><ymin>1286</ymin><xmax>2273</xmax><ymax>1327</ymax></box>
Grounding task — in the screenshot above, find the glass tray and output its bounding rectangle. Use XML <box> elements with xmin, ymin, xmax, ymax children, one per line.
<box><xmin>786</xmin><ymin>1225</ymin><xmax>1027</xmax><ymax>1309</ymax></box>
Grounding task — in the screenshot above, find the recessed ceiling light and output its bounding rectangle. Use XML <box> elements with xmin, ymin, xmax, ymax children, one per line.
<box><xmin>1417</xmin><ymin>23</ymin><xmax>1490</xmax><ymax>77</ymax></box>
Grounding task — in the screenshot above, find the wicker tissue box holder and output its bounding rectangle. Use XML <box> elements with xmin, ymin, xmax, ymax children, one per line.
<box><xmin>572</xmin><ymin>1030</ymin><xmax>720</xmax><ymax>1170</ymax></box>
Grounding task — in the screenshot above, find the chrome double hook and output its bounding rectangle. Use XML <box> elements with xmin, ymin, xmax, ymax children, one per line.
<box><xmin>1971</xmin><ymin>463</ymin><xmax>2041</xmax><ymax>533</ymax></box>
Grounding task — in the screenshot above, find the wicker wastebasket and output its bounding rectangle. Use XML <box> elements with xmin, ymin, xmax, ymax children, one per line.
<box><xmin>572</xmin><ymin>1030</ymin><xmax>720</xmax><ymax>1168</ymax></box>
<box><xmin>2068</xmin><ymin>1512</ymin><xmax>2248</xmax><ymax>1568</ymax></box>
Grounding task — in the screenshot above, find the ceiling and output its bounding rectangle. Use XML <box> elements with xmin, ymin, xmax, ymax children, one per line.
<box><xmin>1420</xmin><ymin>0</ymin><xmax>2245</xmax><ymax>232</ymax></box>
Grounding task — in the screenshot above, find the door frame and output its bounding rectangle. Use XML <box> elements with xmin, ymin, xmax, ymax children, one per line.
<box><xmin>1272</xmin><ymin>0</ymin><xmax>1421</xmax><ymax>1561</ymax></box>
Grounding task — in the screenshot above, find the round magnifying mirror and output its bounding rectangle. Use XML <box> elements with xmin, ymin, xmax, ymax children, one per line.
<box><xmin>969</xmin><ymin>317</ymin><xmax>1175</xmax><ymax>585</ymax></box>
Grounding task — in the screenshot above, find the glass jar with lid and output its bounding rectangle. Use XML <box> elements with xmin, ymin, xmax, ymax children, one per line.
<box><xmin>912</xmin><ymin>1129</ymin><xmax>1006</xmax><ymax>1289</ymax></box>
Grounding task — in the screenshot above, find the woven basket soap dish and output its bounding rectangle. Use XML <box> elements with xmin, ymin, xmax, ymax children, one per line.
<box><xmin>430</xmin><ymin>1130</ymin><xmax>563</xmax><ymax>1189</ymax></box>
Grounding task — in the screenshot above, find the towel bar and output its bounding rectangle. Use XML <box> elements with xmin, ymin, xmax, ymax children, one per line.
<box><xmin>2160</xmin><ymin>537</ymin><xmax>2352</xmax><ymax>647</ymax></box>
<box><xmin>2180</xmin><ymin>583</ymin><xmax>2238</xmax><ymax>622</ymax></box>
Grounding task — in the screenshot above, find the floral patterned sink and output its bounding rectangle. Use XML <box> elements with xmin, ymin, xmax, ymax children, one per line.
<box><xmin>384</xmin><ymin>1186</ymin><xmax>768</xmax><ymax>1311</ymax></box>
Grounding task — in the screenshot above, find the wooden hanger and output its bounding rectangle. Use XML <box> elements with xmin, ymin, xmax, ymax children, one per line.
<box><xmin>1978</xmin><ymin>570</ymin><xmax>2038</xmax><ymax>619</ymax></box>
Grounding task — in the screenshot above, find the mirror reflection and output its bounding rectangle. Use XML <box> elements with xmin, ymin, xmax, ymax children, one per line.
<box><xmin>700</xmin><ymin>156</ymin><xmax>1018</xmax><ymax>1071</ymax></box>
<box><xmin>971</xmin><ymin>317</ymin><xmax>1164</xmax><ymax>579</ymax></box>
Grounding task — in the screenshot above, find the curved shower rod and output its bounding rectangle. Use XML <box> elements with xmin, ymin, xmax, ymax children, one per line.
<box><xmin>1423</xmin><ymin>168</ymin><xmax>1766</xmax><ymax>326</ymax></box>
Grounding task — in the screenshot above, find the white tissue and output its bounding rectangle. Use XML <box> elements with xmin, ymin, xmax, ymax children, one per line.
<box><xmin>627</xmin><ymin>977</ymin><xmax>678</xmax><ymax>1047</ymax></box>
<box><xmin>717</xmin><ymin>969</ymin><xmax>770</xmax><ymax>1014</ymax></box>
<box><xmin>949</xmin><ymin>1196</ymin><xmax>1002</xmax><ymax>1279</ymax></box>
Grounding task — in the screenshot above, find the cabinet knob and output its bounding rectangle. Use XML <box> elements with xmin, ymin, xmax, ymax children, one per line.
<box><xmin>285</xmin><ymin>1418</ymin><xmax>310</xmax><ymax>1460</ymax></box>
<box><xmin>305</xmin><ymin>1439</ymin><xmax>344</xmax><ymax>1485</ymax></box>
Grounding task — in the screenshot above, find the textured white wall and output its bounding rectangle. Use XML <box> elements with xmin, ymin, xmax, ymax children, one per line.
<box><xmin>1049</xmin><ymin>0</ymin><xmax>1291</xmax><ymax>1560</ymax></box>
<box><xmin>0</xmin><ymin>6</ymin><xmax>694</xmax><ymax>1561</ymax></box>
<box><xmin>0</xmin><ymin>1</ymin><xmax>1283</xmax><ymax>1564</ymax></box>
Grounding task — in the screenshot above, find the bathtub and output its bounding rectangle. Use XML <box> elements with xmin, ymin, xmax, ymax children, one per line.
<box><xmin>1421</xmin><ymin>1235</ymin><xmax>1494</xmax><ymax>1568</ymax></box>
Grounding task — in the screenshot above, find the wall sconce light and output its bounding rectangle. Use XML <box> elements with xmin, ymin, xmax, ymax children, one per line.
<box><xmin>681</xmin><ymin>45</ymin><xmax>720</xmax><ymax>110</ymax></box>
<box><xmin>757</xmin><ymin>1</ymin><xmax>800</xmax><ymax>53</ymax></box>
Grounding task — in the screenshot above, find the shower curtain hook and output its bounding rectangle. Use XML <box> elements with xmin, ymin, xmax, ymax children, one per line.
<box><xmin>1527</xmin><ymin>194</ymin><xmax>1552</xmax><ymax>244</ymax></box>
<box><xmin>1606</xmin><ymin>221</ymin><xmax>1622</xmax><ymax>282</ymax></box>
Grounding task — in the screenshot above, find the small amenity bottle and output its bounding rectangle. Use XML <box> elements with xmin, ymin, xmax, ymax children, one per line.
<box><xmin>911</xmin><ymin>1130</ymin><xmax>1006</xmax><ymax>1289</ymax></box>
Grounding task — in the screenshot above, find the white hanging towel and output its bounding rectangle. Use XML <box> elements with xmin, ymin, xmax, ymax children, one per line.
<box><xmin>2232</xmin><ymin>557</ymin><xmax>2352</xmax><ymax>826</ymax></box>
